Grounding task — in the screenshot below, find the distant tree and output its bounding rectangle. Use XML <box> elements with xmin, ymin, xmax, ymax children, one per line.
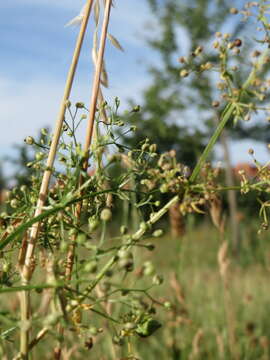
<box><xmin>121</xmin><ymin>0</ymin><xmax>270</xmax><ymax>247</ymax></box>
<box><xmin>122</xmin><ymin>0</ymin><xmax>270</xmax><ymax>165</ymax></box>
<box><xmin>0</xmin><ymin>163</ymin><xmax>6</xmax><ymax>191</ymax></box>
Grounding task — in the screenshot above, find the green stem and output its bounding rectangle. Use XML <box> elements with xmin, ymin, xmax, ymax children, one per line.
<box><xmin>190</xmin><ymin>103</ymin><xmax>235</xmax><ymax>183</ymax></box>
<box><xmin>190</xmin><ymin>48</ymin><xmax>269</xmax><ymax>183</ymax></box>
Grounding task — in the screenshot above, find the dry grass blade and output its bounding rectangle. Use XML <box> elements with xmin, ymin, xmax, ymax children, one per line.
<box><xmin>208</xmin><ymin>194</ymin><xmax>225</xmax><ymax>234</ymax></box>
<box><xmin>107</xmin><ymin>33</ymin><xmax>124</xmax><ymax>51</ymax></box>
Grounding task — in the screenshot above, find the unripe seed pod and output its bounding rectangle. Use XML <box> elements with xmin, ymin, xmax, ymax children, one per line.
<box><xmin>2</xmin><ymin>262</ymin><xmax>11</xmax><ymax>273</ymax></box>
<box><xmin>180</xmin><ymin>69</ymin><xmax>189</xmax><ymax>78</ymax></box>
<box><xmin>35</xmin><ymin>152</ymin><xmax>44</xmax><ymax>161</ymax></box>
<box><xmin>141</xmin><ymin>143</ymin><xmax>148</xmax><ymax>151</ymax></box>
<box><xmin>10</xmin><ymin>199</ymin><xmax>19</xmax><ymax>208</ymax></box>
<box><xmin>76</xmin><ymin>232</ymin><xmax>87</xmax><ymax>245</ymax></box>
<box><xmin>89</xmin><ymin>327</ymin><xmax>98</xmax><ymax>336</ymax></box>
<box><xmin>152</xmin><ymin>229</ymin><xmax>164</xmax><ymax>238</ymax></box>
<box><xmin>65</xmin><ymin>100</ymin><xmax>71</xmax><ymax>108</ymax></box>
<box><xmin>160</xmin><ymin>184</ymin><xmax>168</xmax><ymax>193</ymax></box>
<box><xmin>100</xmin><ymin>208</ymin><xmax>112</xmax><ymax>222</ymax></box>
<box><xmin>124</xmin><ymin>322</ymin><xmax>137</xmax><ymax>331</ymax></box>
<box><xmin>118</xmin><ymin>249</ymin><xmax>133</xmax><ymax>259</ymax></box>
<box><xmin>88</xmin><ymin>217</ymin><xmax>99</xmax><ymax>231</ymax></box>
<box><xmin>139</xmin><ymin>221</ymin><xmax>148</xmax><ymax>231</ymax></box>
<box><xmin>24</xmin><ymin>136</ymin><xmax>34</xmax><ymax>145</ymax></box>
<box><xmin>143</xmin><ymin>261</ymin><xmax>155</xmax><ymax>276</ymax></box>
<box><xmin>131</xmin><ymin>105</ymin><xmax>140</xmax><ymax>112</ymax></box>
<box><xmin>149</xmin><ymin>144</ymin><xmax>157</xmax><ymax>153</ymax></box>
<box><xmin>118</xmin><ymin>258</ymin><xmax>134</xmax><ymax>272</ymax></box>
<box><xmin>76</xmin><ymin>102</ymin><xmax>85</xmax><ymax>108</ymax></box>
<box><xmin>164</xmin><ymin>301</ymin><xmax>172</xmax><ymax>309</ymax></box>
<box><xmin>41</xmin><ymin>128</ymin><xmax>48</xmax><ymax>136</ymax></box>
<box><xmin>120</xmin><ymin>225</ymin><xmax>128</xmax><ymax>235</ymax></box>
<box><xmin>84</xmin><ymin>260</ymin><xmax>98</xmax><ymax>273</ymax></box>
<box><xmin>152</xmin><ymin>274</ymin><xmax>164</xmax><ymax>285</ymax></box>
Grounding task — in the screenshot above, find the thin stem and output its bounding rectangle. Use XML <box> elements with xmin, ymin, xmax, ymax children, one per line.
<box><xmin>84</xmin><ymin>0</ymin><xmax>113</xmax><ymax>162</ymax></box>
<box><xmin>190</xmin><ymin>103</ymin><xmax>234</xmax><ymax>183</ymax></box>
<box><xmin>65</xmin><ymin>0</ymin><xmax>113</xmax><ymax>281</ymax></box>
<box><xmin>190</xmin><ymin>47</ymin><xmax>269</xmax><ymax>183</ymax></box>
<box><xmin>18</xmin><ymin>1</ymin><xmax>94</xmax><ymax>357</ymax></box>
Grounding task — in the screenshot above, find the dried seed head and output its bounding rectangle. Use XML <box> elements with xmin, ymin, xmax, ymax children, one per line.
<box><xmin>230</xmin><ymin>8</ymin><xmax>238</xmax><ymax>14</ymax></box>
<box><xmin>233</xmin><ymin>38</ymin><xmax>242</xmax><ymax>47</ymax></box>
<box><xmin>75</xmin><ymin>102</ymin><xmax>85</xmax><ymax>108</ymax></box>
<box><xmin>252</xmin><ymin>50</ymin><xmax>261</xmax><ymax>57</ymax></box>
<box><xmin>178</xmin><ymin>56</ymin><xmax>187</xmax><ymax>63</ymax></box>
<box><xmin>212</xmin><ymin>101</ymin><xmax>220</xmax><ymax>108</ymax></box>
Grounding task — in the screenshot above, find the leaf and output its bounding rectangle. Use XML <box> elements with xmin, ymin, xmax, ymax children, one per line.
<box><xmin>92</xmin><ymin>29</ymin><xmax>99</xmax><ymax>65</ymax></box>
<box><xmin>136</xmin><ymin>318</ymin><xmax>162</xmax><ymax>337</ymax></box>
<box><xmin>0</xmin><ymin>326</ymin><xmax>17</xmax><ymax>340</ymax></box>
<box><xmin>101</xmin><ymin>61</ymin><xmax>109</xmax><ymax>88</ymax></box>
<box><xmin>94</xmin><ymin>0</ymin><xmax>100</xmax><ymax>25</ymax></box>
<box><xmin>107</xmin><ymin>33</ymin><xmax>124</xmax><ymax>52</ymax></box>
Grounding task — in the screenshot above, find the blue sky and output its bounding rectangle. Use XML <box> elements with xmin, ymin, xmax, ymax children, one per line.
<box><xmin>0</xmin><ymin>0</ymin><xmax>269</xmax><ymax>174</ymax></box>
<box><xmin>0</xmin><ymin>1</ymin><xmax>155</xmax><ymax>153</ymax></box>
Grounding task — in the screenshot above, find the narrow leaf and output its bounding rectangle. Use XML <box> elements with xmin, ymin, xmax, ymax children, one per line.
<box><xmin>107</xmin><ymin>33</ymin><xmax>124</xmax><ymax>52</ymax></box>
